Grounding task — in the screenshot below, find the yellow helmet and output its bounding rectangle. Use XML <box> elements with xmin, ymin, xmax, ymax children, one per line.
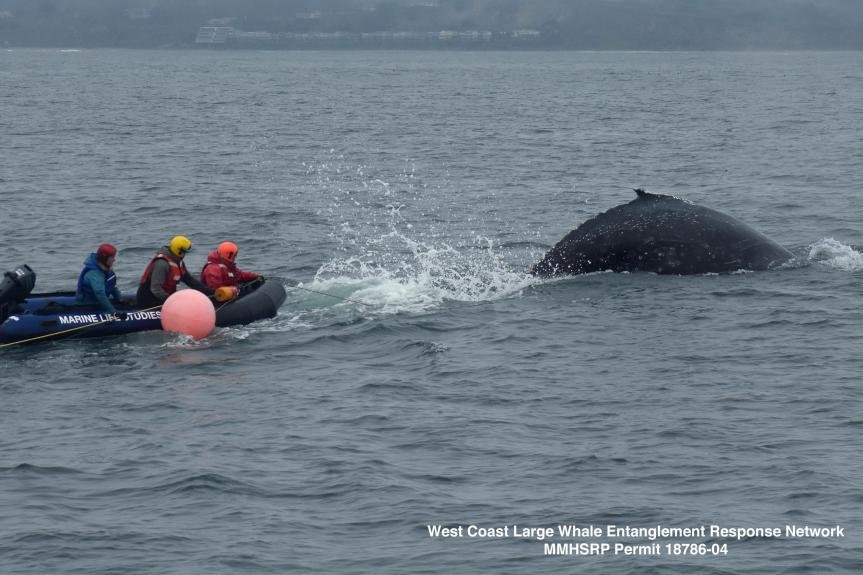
<box><xmin>169</xmin><ymin>236</ymin><xmax>192</xmax><ymax>257</ymax></box>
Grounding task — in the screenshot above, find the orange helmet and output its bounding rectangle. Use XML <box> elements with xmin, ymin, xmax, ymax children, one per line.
<box><xmin>218</xmin><ymin>241</ymin><xmax>238</xmax><ymax>262</ymax></box>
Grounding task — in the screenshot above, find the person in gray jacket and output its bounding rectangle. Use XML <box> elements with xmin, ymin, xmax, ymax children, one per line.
<box><xmin>136</xmin><ymin>236</ymin><xmax>213</xmax><ymax>307</ymax></box>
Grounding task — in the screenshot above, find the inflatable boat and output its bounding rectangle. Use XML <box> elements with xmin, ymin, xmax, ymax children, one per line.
<box><xmin>0</xmin><ymin>264</ymin><xmax>287</xmax><ymax>347</ymax></box>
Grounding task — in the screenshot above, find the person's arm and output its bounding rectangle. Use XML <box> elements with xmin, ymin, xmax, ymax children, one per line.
<box><xmin>110</xmin><ymin>284</ymin><xmax>123</xmax><ymax>302</ymax></box>
<box><xmin>182</xmin><ymin>268</ymin><xmax>214</xmax><ymax>295</ymax></box>
<box><xmin>148</xmin><ymin>260</ymin><xmax>172</xmax><ymax>302</ymax></box>
<box><xmin>236</xmin><ymin>268</ymin><xmax>259</xmax><ymax>283</ymax></box>
<box><xmin>86</xmin><ymin>270</ymin><xmax>117</xmax><ymax>314</ymax></box>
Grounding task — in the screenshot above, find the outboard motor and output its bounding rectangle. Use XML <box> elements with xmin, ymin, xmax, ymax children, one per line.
<box><xmin>0</xmin><ymin>264</ymin><xmax>36</xmax><ymax>324</ymax></box>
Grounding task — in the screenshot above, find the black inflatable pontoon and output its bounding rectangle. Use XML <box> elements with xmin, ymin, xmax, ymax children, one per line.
<box><xmin>0</xmin><ymin>265</ymin><xmax>287</xmax><ymax>347</ymax></box>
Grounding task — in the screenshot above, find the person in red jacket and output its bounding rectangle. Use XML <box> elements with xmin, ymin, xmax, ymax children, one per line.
<box><xmin>200</xmin><ymin>241</ymin><xmax>261</xmax><ymax>300</ymax></box>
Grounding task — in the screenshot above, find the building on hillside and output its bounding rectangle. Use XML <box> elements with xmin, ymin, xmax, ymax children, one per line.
<box><xmin>195</xmin><ymin>27</ymin><xmax>234</xmax><ymax>45</ymax></box>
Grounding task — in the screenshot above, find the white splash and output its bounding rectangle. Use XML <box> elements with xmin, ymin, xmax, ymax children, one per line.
<box><xmin>311</xmin><ymin>231</ymin><xmax>536</xmax><ymax>315</ymax></box>
<box><xmin>297</xmin><ymin>152</ymin><xmax>540</xmax><ymax>316</ymax></box>
<box><xmin>808</xmin><ymin>238</ymin><xmax>863</xmax><ymax>271</ymax></box>
<box><xmin>159</xmin><ymin>333</ymin><xmax>214</xmax><ymax>351</ymax></box>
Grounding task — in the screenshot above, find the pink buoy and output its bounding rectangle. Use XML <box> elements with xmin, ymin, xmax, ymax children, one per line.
<box><xmin>160</xmin><ymin>290</ymin><xmax>216</xmax><ymax>340</ymax></box>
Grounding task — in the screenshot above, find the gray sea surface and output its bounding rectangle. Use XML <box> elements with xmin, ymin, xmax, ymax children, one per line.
<box><xmin>1</xmin><ymin>49</ymin><xmax>862</xmax><ymax>574</ymax></box>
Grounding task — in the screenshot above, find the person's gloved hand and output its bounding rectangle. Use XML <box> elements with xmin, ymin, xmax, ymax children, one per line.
<box><xmin>215</xmin><ymin>286</ymin><xmax>239</xmax><ymax>303</ymax></box>
<box><xmin>112</xmin><ymin>312</ymin><xmax>128</xmax><ymax>321</ymax></box>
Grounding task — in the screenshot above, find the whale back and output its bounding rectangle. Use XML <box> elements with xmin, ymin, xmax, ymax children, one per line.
<box><xmin>532</xmin><ymin>191</ymin><xmax>793</xmax><ymax>276</ymax></box>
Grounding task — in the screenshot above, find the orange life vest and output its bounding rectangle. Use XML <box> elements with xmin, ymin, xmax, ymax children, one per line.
<box><xmin>139</xmin><ymin>253</ymin><xmax>185</xmax><ymax>294</ymax></box>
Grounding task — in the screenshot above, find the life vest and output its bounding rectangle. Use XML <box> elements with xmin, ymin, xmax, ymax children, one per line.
<box><xmin>139</xmin><ymin>253</ymin><xmax>185</xmax><ymax>294</ymax></box>
<box><xmin>202</xmin><ymin>260</ymin><xmax>236</xmax><ymax>285</ymax></box>
<box><xmin>77</xmin><ymin>258</ymin><xmax>117</xmax><ymax>301</ymax></box>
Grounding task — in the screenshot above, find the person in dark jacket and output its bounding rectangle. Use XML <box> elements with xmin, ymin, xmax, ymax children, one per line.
<box><xmin>200</xmin><ymin>241</ymin><xmax>261</xmax><ymax>301</ymax></box>
<box><xmin>76</xmin><ymin>243</ymin><xmax>125</xmax><ymax>317</ymax></box>
<box><xmin>136</xmin><ymin>236</ymin><xmax>214</xmax><ymax>307</ymax></box>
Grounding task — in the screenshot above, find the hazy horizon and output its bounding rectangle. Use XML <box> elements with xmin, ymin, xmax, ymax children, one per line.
<box><xmin>1</xmin><ymin>0</ymin><xmax>862</xmax><ymax>50</ymax></box>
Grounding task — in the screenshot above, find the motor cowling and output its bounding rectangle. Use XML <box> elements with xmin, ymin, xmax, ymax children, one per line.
<box><xmin>0</xmin><ymin>265</ymin><xmax>36</xmax><ymax>323</ymax></box>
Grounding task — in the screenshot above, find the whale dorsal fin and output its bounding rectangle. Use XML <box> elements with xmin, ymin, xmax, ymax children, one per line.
<box><xmin>634</xmin><ymin>188</ymin><xmax>671</xmax><ymax>200</ymax></box>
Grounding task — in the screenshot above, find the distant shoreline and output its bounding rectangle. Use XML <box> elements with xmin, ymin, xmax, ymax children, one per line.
<box><xmin>4</xmin><ymin>45</ymin><xmax>863</xmax><ymax>52</ymax></box>
<box><xmin>2</xmin><ymin>1</ymin><xmax>861</xmax><ymax>52</ymax></box>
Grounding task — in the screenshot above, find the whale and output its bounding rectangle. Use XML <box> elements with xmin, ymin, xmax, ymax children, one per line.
<box><xmin>530</xmin><ymin>189</ymin><xmax>793</xmax><ymax>276</ymax></box>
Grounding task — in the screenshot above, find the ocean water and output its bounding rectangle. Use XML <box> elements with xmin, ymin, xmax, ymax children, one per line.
<box><xmin>1</xmin><ymin>49</ymin><xmax>862</xmax><ymax>574</ymax></box>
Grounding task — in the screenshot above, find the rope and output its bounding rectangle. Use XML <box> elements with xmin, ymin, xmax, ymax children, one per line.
<box><xmin>2</xmin><ymin>280</ymin><xmax>494</xmax><ymax>349</ymax></box>
<box><xmin>286</xmin><ymin>284</ymin><xmax>373</xmax><ymax>307</ymax></box>
<box><xmin>284</xmin><ymin>281</ymin><xmax>504</xmax><ymax>310</ymax></box>
<box><xmin>0</xmin><ymin>305</ymin><xmax>163</xmax><ymax>349</ymax></box>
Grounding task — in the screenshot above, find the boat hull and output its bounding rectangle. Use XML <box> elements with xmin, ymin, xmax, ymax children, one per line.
<box><xmin>0</xmin><ymin>280</ymin><xmax>287</xmax><ymax>346</ymax></box>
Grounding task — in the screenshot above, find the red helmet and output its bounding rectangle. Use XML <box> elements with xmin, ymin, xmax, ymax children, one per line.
<box><xmin>218</xmin><ymin>241</ymin><xmax>238</xmax><ymax>262</ymax></box>
<box><xmin>96</xmin><ymin>243</ymin><xmax>117</xmax><ymax>265</ymax></box>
